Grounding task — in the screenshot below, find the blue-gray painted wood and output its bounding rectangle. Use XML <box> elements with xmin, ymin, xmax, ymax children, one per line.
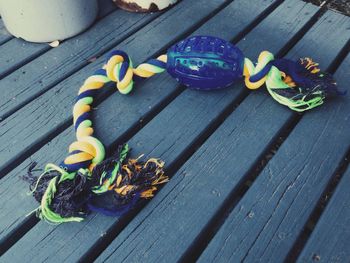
<box><xmin>0</xmin><ymin>0</ymin><xmax>289</xmax><ymax>260</ymax></box>
<box><xmin>297</xmin><ymin>154</ymin><xmax>350</xmax><ymax>263</ymax></box>
<box><xmin>92</xmin><ymin>2</ymin><xmax>341</xmax><ymax>263</ymax></box>
<box><xmin>0</xmin><ymin>0</ymin><xmax>230</xmax><ymax>251</ymax></box>
<box><xmin>0</xmin><ymin>0</ymin><xmax>116</xmax><ymax>80</ymax></box>
<box><xmin>0</xmin><ymin>39</ymin><xmax>51</xmax><ymax>79</ymax></box>
<box><xmin>0</xmin><ymin>2</ymin><xmax>129</xmax><ymax>121</ymax></box>
<box><xmin>1</xmin><ymin>1</ymin><xmax>349</xmax><ymax>262</ymax></box>
<box><xmin>198</xmin><ymin>13</ymin><xmax>350</xmax><ymax>263</ymax></box>
<box><xmin>0</xmin><ymin>0</ymin><xmax>227</xmax><ymax>180</ymax></box>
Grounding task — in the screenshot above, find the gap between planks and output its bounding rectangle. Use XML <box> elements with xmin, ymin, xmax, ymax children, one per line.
<box><xmin>0</xmin><ymin>0</ymin><xmax>117</xmax><ymax>81</ymax></box>
<box><xmin>0</xmin><ymin>6</ymin><xmax>157</xmax><ymax>122</ymax></box>
<box><xmin>0</xmin><ymin>0</ymin><xmax>234</xmax><ymax>179</ymax></box>
<box><xmin>0</xmin><ymin>0</ymin><xmax>237</xmax><ymax>256</ymax></box>
<box><xmin>196</xmin><ymin>13</ymin><xmax>350</xmax><ymax>262</ymax></box>
<box><xmin>286</xmin><ymin>41</ymin><xmax>350</xmax><ymax>261</ymax></box>
<box><xmin>94</xmin><ymin>7</ymin><xmax>350</xmax><ymax>263</ymax></box>
<box><xmin>0</xmin><ymin>0</ymin><xmax>282</xmax><ymax>260</ymax></box>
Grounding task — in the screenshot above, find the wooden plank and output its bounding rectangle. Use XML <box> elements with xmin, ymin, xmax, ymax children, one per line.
<box><xmin>0</xmin><ymin>0</ymin><xmax>230</xmax><ymax>249</ymax></box>
<box><xmin>0</xmin><ymin>0</ymin><xmax>287</xmax><ymax>260</ymax></box>
<box><xmin>297</xmin><ymin>159</ymin><xmax>350</xmax><ymax>263</ymax></box>
<box><xmin>91</xmin><ymin>1</ymin><xmax>328</xmax><ymax>261</ymax></box>
<box><xmin>198</xmin><ymin>13</ymin><xmax>350</xmax><ymax>263</ymax></box>
<box><xmin>0</xmin><ymin>2</ymin><xmax>123</xmax><ymax>121</ymax></box>
<box><xmin>0</xmin><ymin>0</ymin><xmax>116</xmax><ymax>80</ymax></box>
<box><xmin>96</xmin><ymin>10</ymin><xmax>350</xmax><ymax>263</ymax></box>
<box><xmin>0</xmin><ymin>0</ymin><xmax>227</xmax><ymax>179</ymax></box>
<box><xmin>0</xmin><ymin>39</ymin><xmax>50</xmax><ymax>79</ymax></box>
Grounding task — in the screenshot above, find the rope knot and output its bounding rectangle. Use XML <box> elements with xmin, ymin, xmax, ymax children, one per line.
<box><xmin>26</xmin><ymin>50</ymin><xmax>168</xmax><ymax>223</ymax></box>
<box><xmin>243</xmin><ymin>51</ymin><xmax>275</xmax><ymax>90</ymax></box>
<box><xmin>105</xmin><ymin>50</ymin><xmax>168</xmax><ymax>94</ymax></box>
<box><xmin>105</xmin><ymin>50</ymin><xmax>135</xmax><ymax>94</ymax></box>
<box><xmin>62</xmin><ymin>136</ymin><xmax>105</xmax><ymax>172</ymax></box>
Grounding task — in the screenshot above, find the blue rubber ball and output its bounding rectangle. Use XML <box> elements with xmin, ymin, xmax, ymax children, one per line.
<box><xmin>166</xmin><ymin>36</ymin><xmax>244</xmax><ymax>90</ymax></box>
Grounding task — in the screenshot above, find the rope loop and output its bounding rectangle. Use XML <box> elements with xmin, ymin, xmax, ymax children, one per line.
<box><xmin>57</xmin><ymin>50</ymin><xmax>168</xmax><ymax>173</ymax></box>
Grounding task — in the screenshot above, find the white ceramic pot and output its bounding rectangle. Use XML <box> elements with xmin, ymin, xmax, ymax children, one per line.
<box><xmin>0</xmin><ymin>0</ymin><xmax>98</xmax><ymax>43</ymax></box>
<box><xmin>113</xmin><ymin>0</ymin><xmax>179</xmax><ymax>12</ymax></box>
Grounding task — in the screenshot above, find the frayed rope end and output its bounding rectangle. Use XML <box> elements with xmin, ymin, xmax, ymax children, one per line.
<box><xmin>23</xmin><ymin>144</ymin><xmax>168</xmax><ymax>223</ymax></box>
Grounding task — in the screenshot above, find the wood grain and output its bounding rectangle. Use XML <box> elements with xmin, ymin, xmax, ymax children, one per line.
<box><xmin>0</xmin><ymin>0</ymin><xmax>226</xmax><ymax>178</ymax></box>
<box><xmin>0</xmin><ymin>0</ymin><xmax>283</xmax><ymax>260</ymax></box>
<box><xmin>0</xmin><ymin>6</ymin><xmax>145</xmax><ymax>121</ymax></box>
<box><xmin>199</xmin><ymin>12</ymin><xmax>350</xmax><ymax>263</ymax></box>
<box><xmin>297</xmin><ymin>148</ymin><xmax>350</xmax><ymax>263</ymax></box>
<box><xmin>0</xmin><ymin>0</ymin><xmax>230</xmax><ymax>253</ymax></box>
<box><xmin>0</xmin><ymin>0</ymin><xmax>116</xmax><ymax>80</ymax></box>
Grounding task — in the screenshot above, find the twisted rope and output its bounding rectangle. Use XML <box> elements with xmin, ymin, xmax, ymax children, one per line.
<box><xmin>29</xmin><ymin>50</ymin><xmax>168</xmax><ymax>223</ymax></box>
<box><xmin>26</xmin><ymin>36</ymin><xmax>341</xmax><ymax>224</ymax></box>
<box><xmin>242</xmin><ymin>51</ymin><xmax>338</xmax><ymax>112</ymax></box>
<box><xmin>61</xmin><ymin>50</ymin><xmax>167</xmax><ymax>173</ymax></box>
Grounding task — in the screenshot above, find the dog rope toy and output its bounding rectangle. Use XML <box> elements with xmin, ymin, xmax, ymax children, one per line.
<box><xmin>26</xmin><ymin>36</ymin><xmax>344</xmax><ymax>224</ymax></box>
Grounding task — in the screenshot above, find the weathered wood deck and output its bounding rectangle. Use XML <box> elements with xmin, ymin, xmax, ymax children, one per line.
<box><xmin>0</xmin><ymin>0</ymin><xmax>349</xmax><ymax>262</ymax></box>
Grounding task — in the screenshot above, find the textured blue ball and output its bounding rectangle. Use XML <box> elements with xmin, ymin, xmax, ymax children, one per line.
<box><xmin>166</xmin><ymin>36</ymin><xmax>244</xmax><ymax>90</ymax></box>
